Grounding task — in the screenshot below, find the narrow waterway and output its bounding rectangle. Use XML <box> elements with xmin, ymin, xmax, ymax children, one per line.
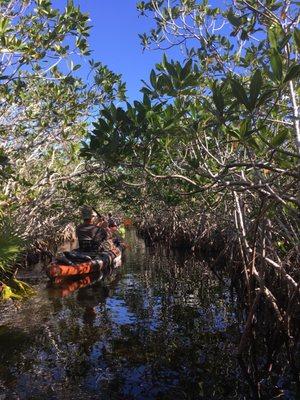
<box><xmin>0</xmin><ymin>230</ymin><xmax>291</xmax><ymax>399</ymax></box>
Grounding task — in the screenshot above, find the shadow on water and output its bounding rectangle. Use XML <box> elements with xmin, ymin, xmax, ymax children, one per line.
<box><xmin>0</xmin><ymin>230</ymin><xmax>295</xmax><ymax>399</ymax></box>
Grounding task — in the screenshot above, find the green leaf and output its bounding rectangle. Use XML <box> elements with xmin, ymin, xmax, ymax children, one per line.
<box><xmin>231</xmin><ymin>79</ymin><xmax>249</xmax><ymax>108</ymax></box>
<box><xmin>247</xmin><ymin>136</ymin><xmax>259</xmax><ymax>149</ymax></box>
<box><xmin>268</xmin><ymin>24</ymin><xmax>285</xmax><ymax>50</ymax></box>
<box><xmin>150</xmin><ymin>69</ymin><xmax>156</xmax><ymax>88</ymax></box>
<box><xmin>278</xmin><ymin>33</ymin><xmax>291</xmax><ymax>51</ymax></box>
<box><xmin>157</xmin><ymin>74</ymin><xmax>173</xmax><ymax>93</ymax></box>
<box><xmin>268</xmin><ymin>28</ymin><xmax>278</xmax><ymax>49</ymax></box>
<box><xmin>283</xmin><ymin>64</ymin><xmax>300</xmax><ymax>83</ymax></box>
<box><xmin>212</xmin><ymin>84</ymin><xmax>224</xmax><ymax>115</ymax></box>
<box><xmin>270</xmin><ymin>49</ymin><xmax>283</xmax><ymax>82</ymax></box>
<box><xmin>240</xmin><ymin>119</ymin><xmax>251</xmax><ymax>137</ymax></box>
<box><xmin>249</xmin><ymin>70</ymin><xmax>262</xmax><ymax>109</ymax></box>
<box><xmin>256</xmin><ymin>89</ymin><xmax>274</xmax><ymax>107</ymax></box>
<box><xmin>164</xmin><ymin>61</ymin><xmax>177</xmax><ymax>78</ymax></box>
<box><xmin>0</xmin><ymin>230</ymin><xmax>23</xmax><ymax>270</ymax></box>
<box><xmin>162</xmin><ymin>53</ymin><xmax>168</xmax><ymax>70</ymax></box>
<box><xmin>180</xmin><ymin>59</ymin><xmax>193</xmax><ymax>80</ymax></box>
<box><xmin>271</xmin><ymin>130</ymin><xmax>288</xmax><ymax>147</ymax></box>
<box><xmin>228</xmin><ymin>129</ymin><xmax>241</xmax><ymax>140</ymax></box>
<box><xmin>293</xmin><ymin>28</ymin><xmax>300</xmax><ymax>52</ymax></box>
<box><xmin>143</xmin><ymin>94</ymin><xmax>151</xmax><ymax>108</ymax></box>
<box><xmin>227</xmin><ymin>8</ymin><xmax>241</xmax><ymax>27</ymax></box>
<box><xmin>95</xmin><ymin>118</ymin><xmax>109</xmax><ymax>132</ymax></box>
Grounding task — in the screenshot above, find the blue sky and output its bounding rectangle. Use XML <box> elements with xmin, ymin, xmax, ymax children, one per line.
<box><xmin>56</xmin><ymin>0</ymin><xmax>184</xmax><ymax>100</ymax></box>
<box><xmin>53</xmin><ymin>1</ymin><xmax>228</xmax><ymax>100</ymax></box>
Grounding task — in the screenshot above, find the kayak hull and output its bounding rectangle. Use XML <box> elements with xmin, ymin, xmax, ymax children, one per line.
<box><xmin>47</xmin><ymin>252</ymin><xmax>122</xmax><ymax>279</ymax></box>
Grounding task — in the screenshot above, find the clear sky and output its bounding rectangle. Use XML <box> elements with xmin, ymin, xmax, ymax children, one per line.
<box><xmin>54</xmin><ymin>1</ymin><xmax>227</xmax><ymax>100</ymax></box>
<box><xmin>56</xmin><ymin>0</ymin><xmax>184</xmax><ymax>100</ymax></box>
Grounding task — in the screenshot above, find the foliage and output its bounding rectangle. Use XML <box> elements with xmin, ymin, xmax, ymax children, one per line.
<box><xmin>0</xmin><ymin>284</ymin><xmax>21</xmax><ymax>300</ymax></box>
<box><xmin>0</xmin><ymin>0</ymin><xmax>126</xmax><ymax>245</ymax></box>
<box><xmin>0</xmin><ymin>212</ymin><xmax>35</xmax><ymax>300</ymax></box>
<box><xmin>0</xmin><ymin>213</ymin><xmax>23</xmax><ymax>279</ymax></box>
<box><xmin>84</xmin><ymin>0</ymin><xmax>300</xmax><ymax>250</ymax></box>
<box><xmin>82</xmin><ymin>2</ymin><xmax>300</xmax><ymax>395</ymax></box>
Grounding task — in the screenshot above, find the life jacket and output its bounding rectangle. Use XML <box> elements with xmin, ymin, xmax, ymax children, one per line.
<box><xmin>76</xmin><ymin>223</ymin><xmax>107</xmax><ymax>252</ymax></box>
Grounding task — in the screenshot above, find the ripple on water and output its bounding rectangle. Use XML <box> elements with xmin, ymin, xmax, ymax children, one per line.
<box><xmin>106</xmin><ymin>297</ymin><xmax>137</xmax><ymax>326</ymax></box>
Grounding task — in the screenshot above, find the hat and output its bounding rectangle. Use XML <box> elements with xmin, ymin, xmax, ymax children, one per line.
<box><xmin>81</xmin><ymin>206</ymin><xmax>97</xmax><ymax>220</ymax></box>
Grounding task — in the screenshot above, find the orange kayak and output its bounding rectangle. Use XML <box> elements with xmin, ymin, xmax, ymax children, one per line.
<box><xmin>47</xmin><ymin>251</ymin><xmax>122</xmax><ymax>279</ymax></box>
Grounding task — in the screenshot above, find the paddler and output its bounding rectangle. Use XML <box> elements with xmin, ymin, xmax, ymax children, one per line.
<box><xmin>76</xmin><ymin>206</ymin><xmax>121</xmax><ymax>259</ymax></box>
<box><xmin>76</xmin><ymin>206</ymin><xmax>107</xmax><ymax>253</ymax></box>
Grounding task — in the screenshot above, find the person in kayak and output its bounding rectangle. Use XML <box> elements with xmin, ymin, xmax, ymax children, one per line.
<box><xmin>107</xmin><ymin>211</ymin><xmax>117</xmax><ymax>226</ymax></box>
<box><xmin>76</xmin><ymin>207</ymin><xmax>108</xmax><ymax>253</ymax></box>
<box><xmin>76</xmin><ymin>206</ymin><xmax>121</xmax><ymax>258</ymax></box>
<box><xmin>100</xmin><ymin>225</ymin><xmax>121</xmax><ymax>257</ymax></box>
<box><xmin>108</xmin><ymin>221</ymin><xmax>124</xmax><ymax>247</ymax></box>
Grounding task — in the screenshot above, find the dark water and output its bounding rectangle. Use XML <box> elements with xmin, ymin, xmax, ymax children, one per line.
<box><xmin>0</xmin><ymin>230</ymin><xmax>286</xmax><ymax>399</ymax></box>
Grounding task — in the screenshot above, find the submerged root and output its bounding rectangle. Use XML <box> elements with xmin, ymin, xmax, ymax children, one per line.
<box><xmin>136</xmin><ymin>207</ymin><xmax>300</xmax><ymax>397</ymax></box>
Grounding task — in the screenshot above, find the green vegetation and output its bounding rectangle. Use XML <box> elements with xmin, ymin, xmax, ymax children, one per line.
<box><xmin>0</xmin><ymin>219</ymin><xmax>22</xmax><ymax>278</ymax></box>
<box><xmin>81</xmin><ymin>1</ymin><xmax>300</xmax><ymax>395</ymax></box>
<box><xmin>0</xmin><ymin>0</ymin><xmax>299</xmax><ymax>396</ymax></box>
<box><xmin>84</xmin><ymin>0</ymin><xmax>300</xmax><ymax>267</ymax></box>
<box><xmin>0</xmin><ymin>0</ymin><xmax>125</xmax><ymax>282</ymax></box>
<box><xmin>0</xmin><ymin>213</ymin><xmax>36</xmax><ymax>299</ymax></box>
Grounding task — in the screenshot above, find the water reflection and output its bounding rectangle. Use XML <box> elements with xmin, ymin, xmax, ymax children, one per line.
<box><xmin>0</xmin><ymin>230</ymin><xmax>246</xmax><ymax>399</ymax></box>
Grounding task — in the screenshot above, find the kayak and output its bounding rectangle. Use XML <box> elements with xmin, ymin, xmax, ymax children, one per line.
<box><xmin>47</xmin><ymin>248</ymin><xmax>122</xmax><ymax>279</ymax></box>
<box><xmin>48</xmin><ymin>259</ymin><xmax>121</xmax><ymax>298</ymax></box>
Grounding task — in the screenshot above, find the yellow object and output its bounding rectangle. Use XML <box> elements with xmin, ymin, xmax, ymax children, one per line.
<box><xmin>0</xmin><ymin>285</ymin><xmax>22</xmax><ymax>300</ymax></box>
<box><xmin>118</xmin><ymin>225</ymin><xmax>126</xmax><ymax>238</ymax></box>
